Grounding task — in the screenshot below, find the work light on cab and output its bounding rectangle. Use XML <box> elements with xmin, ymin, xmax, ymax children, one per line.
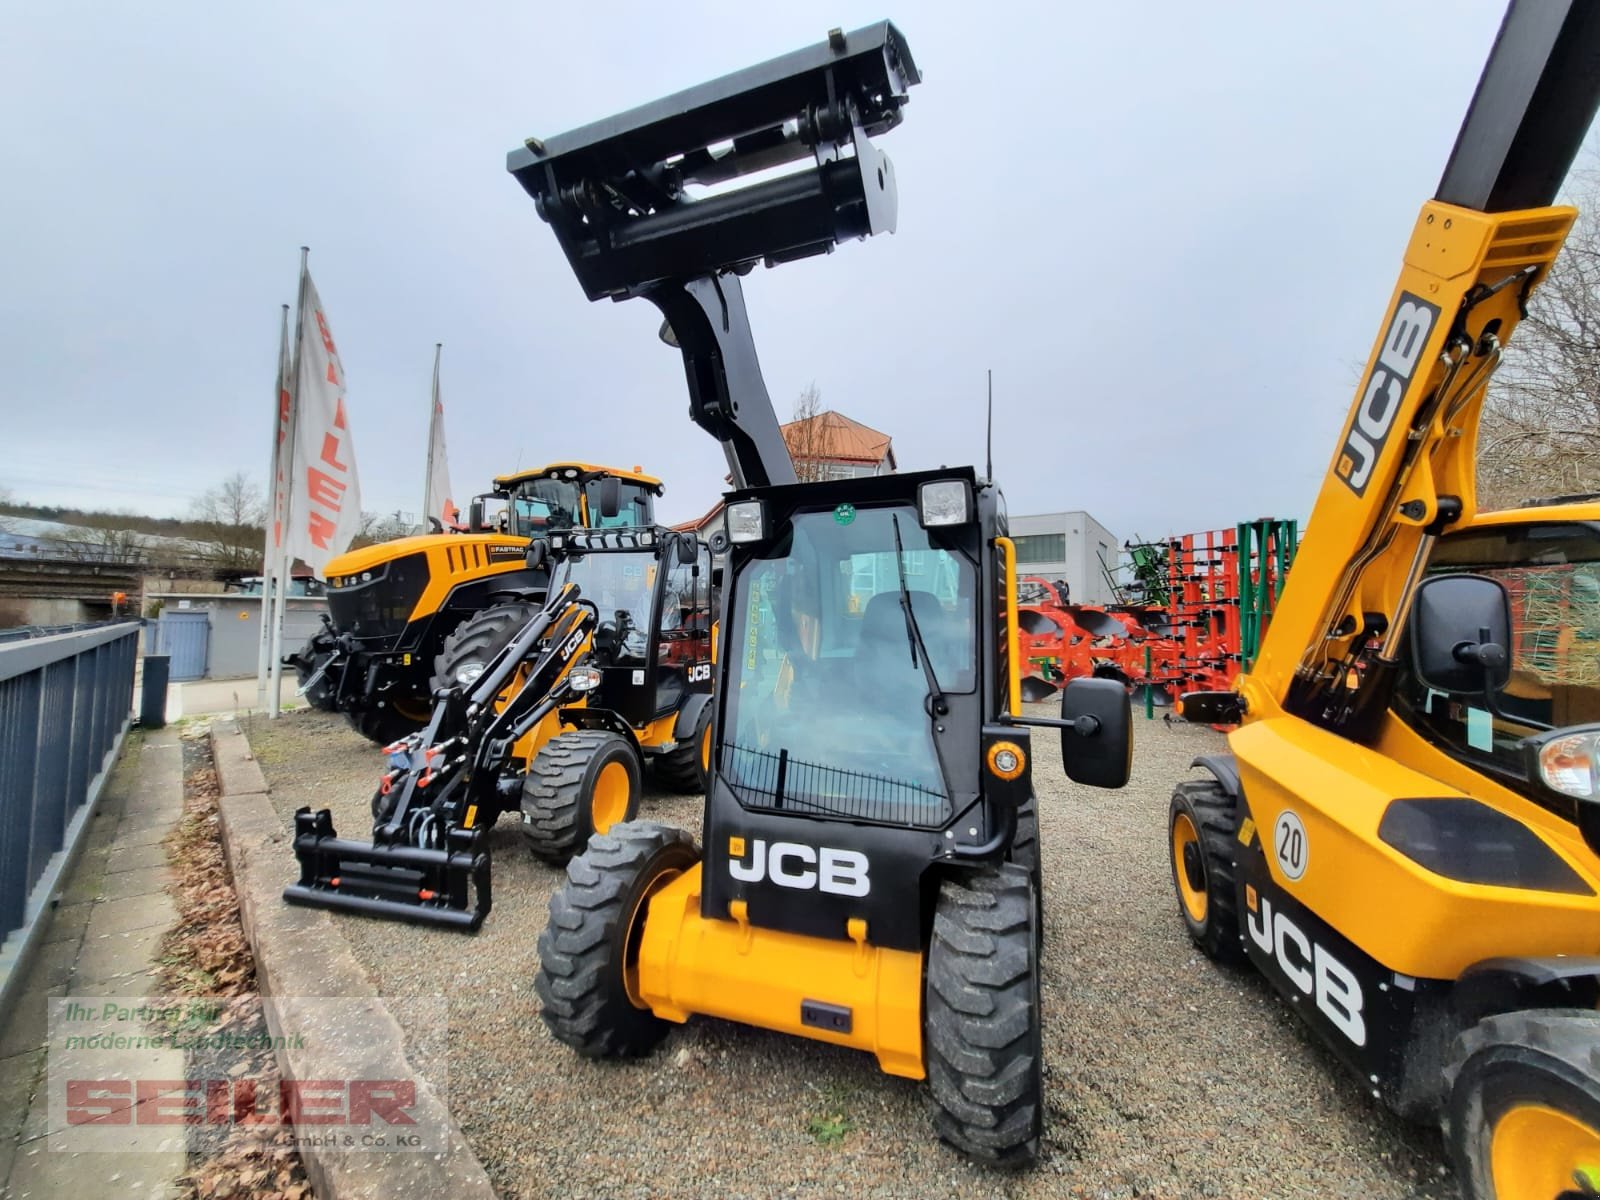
<box><xmin>919</xmin><ymin>479</ymin><xmax>970</xmax><ymax>527</ymax></box>
<box><xmin>726</xmin><ymin>500</ymin><xmax>765</xmax><ymax>544</ymax></box>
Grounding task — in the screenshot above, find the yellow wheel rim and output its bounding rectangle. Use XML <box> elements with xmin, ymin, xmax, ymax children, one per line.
<box><xmin>1490</xmin><ymin>1103</ymin><xmax>1600</xmax><ymax>1200</ymax></box>
<box><xmin>393</xmin><ymin>698</ymin><xmax>432</xmax><ymax>722</ymax></box>
<box><xmin>1172</xmin><ymin>812</ymin><xmax>1208</xmax><ymax>924</ymax></box>
<box><xmin>590</xmin><ymin>761</ymin><xmax>631</xmax><ymax>834</ymax></box>
<box><xmin>622</xmin><ymin>863</ymin><xmax>684</xmax><ymax>1009</ymax></box>
<box><xmin>700</xmin><ymin>721</ymin><xmax>712</xmax><ymax>774</ymax></box>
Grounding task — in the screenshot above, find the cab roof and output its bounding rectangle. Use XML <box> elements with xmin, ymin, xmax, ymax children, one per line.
<box><xmin>493</xmin><ymin>461</ymin><xmax>664</xmax><ymax>494</ymax></box>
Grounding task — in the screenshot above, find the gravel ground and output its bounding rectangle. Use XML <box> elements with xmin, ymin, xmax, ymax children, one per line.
<box><xmin>247</xmin><ymin>707</ymin><xmax>1456</xmax><ymax>1199</ymax></box>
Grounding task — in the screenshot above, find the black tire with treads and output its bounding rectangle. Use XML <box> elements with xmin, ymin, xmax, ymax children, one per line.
<box><xmin>521</xmin><ymin>730</ymin><xmax>640</xmax><ymax>864</ymax></box>
<box><xmin>924</xmin><ymin>863</ymin><xmax>1042</xmax><ymax>1168</ymax></box>
<box><xmin>1168</xmin><ymin>777</ymin><xmax>1245</xmax><ymax>966</ymax></box>
<box><xmin>433</xmin><ymin>602</ymin><xmax>540</xmax><ymax>692</ymax></box>
<box><xmin>653</xmin><ymin>701</ymin><xmax>712</xmax><ymax>794</ymax></box>
<box><xmin>536</xmin><ymin>821</ymin><xmax>698</xmax><ymax>1058</ymax></box>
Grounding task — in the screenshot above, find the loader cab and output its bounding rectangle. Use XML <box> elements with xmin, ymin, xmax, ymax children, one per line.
<box><xmin>547</xmin><ymin>528</ymin><xmax>714</xmax><ymax>730</ymax></box>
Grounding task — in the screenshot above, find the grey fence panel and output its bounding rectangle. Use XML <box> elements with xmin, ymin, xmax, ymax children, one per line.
<box><xmin>0</xmin><ymin>622</ymin><xmax>139</xmax><ymax>947</ymax></box>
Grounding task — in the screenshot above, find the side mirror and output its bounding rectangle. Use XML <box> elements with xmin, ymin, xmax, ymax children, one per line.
<box><xmin>597</xmin><ymin>477</ymin><xmax>622</xmax><ymax>520</ymax></box>
<box><xmin>1410</xmin><ymin>574</ymin><xmax>1512</xmax><ymax>694</ymax></box>
<box><xmin>468</xmin><ymin>498</ymin><xmax>485</xmax><ymax>532</ymax></box>
<box><xmin>675</xmin><ymin>533</ymin><xmax>697</xmax><ymax>565</ymax></box>
<box><xmin>525</xmin><ymin>539</ymin><xmax>549</xmax><ymax>572</ymax></box>
<box><xmin>1059</xmin><ymin>677</ymin><xmax>1131</xmax><ymax>789</ymax></box>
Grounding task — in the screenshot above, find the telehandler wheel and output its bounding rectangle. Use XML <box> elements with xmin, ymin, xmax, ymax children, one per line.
<box><xmin>925</xmin><ymin>862</ymin><xmax>1042</xmax><ymax>1168</ymax></box>
<box><xmin>1444</xmin><ymin>1008</ymin><xmax>1600</xmax><ymax>1200</ymax></box>
<box><xmin>535</xmin><ymin>821</ymin><xmax>698</xmax><ymax>1058</ymax></box>
<box><xmin>653</xmin><ymin>702</ymin><xmax>712</xmax><ymax>794</ymax></box>
<box><xmin>434</xmin><ymin>602</ymin><xmax>541</xmax><ymax>691</ymax></box>
<box><xmin>1168</xmin><ymin>779</ymin><xmax>1246</xmax><ymax>966</ymax></box>
<box><xmin>521</xmin><ymin>731</ymin><xmax>641</xmax><ymax>864</ymax></box>
<box><xmin>1008</xmin><ymin>795</ymin><xmax>1043</xmax><ymax>944</ymax></box>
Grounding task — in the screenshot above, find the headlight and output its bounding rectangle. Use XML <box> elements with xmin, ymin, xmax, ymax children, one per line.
<box><xmin>569</xmin><ymin>666</ymin><xmax>602</xmax><ymax>692</ymax></box>
<box><xmin>455</xmin><ymin>662</ymin><xmax>486</xmax><ymax>685</ymax></box>
<box><xmin>1535</xmin><ymin>730</ymin><xmax>1599</xmax><ymax>799</ymax></box>
<box><xmin>919</xmin><ymin>480</ymin><xmax>971</xmax><ymax>527</ymax></box>
<box><xmin>726</xmin><ymin>500</ymin><xmax>765</xmax><ymax>544</ymax></box>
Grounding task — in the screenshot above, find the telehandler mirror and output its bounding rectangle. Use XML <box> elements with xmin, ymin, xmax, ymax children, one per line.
<box><xmin>1410</xmin><ymin>574</ymin><xmax>1512</xmax><ymax>695</ymax></box>
<box><xmin>675</xmin><ymin>533</ymin><xmax>697</xmax><ymax>565</ymax></box>
<box><xmin>597</xmin><ymin>477</ymin><xmax>622</xmax><ymax>520</ymax></box>
<box><xmin>468</xmin><ymin>498</ymin><xmax>485</xmax><ymax>532</ymax></box>
<box><xmin>1059</xmin><ymin>677</ymin><xmax>1132</xmax><ymax>789</ymax></box>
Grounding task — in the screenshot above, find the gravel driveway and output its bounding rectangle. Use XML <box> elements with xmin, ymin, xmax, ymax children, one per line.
<box><xmin>247</xmin><ymin>708</ymin><xmax>1455</xmax><ymax>1199</ymax></box>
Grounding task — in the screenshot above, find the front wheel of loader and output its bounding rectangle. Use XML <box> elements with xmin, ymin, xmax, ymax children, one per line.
<box><xmin>652</xmin><ymin>702</ymin><xmax>712</xmax><ymax>794</ymax></box>
<box><xmin>1444</xmin><ymin>1008</ymin><xmax>1600</xmax><ymax>1200</ymax></box>
<box><xmin>521</xmin><ymin>731</ymin><xmax>641</xmax><ymax>865</ymax></box>
<box><xmin>1168</xmin><ymin>779</ymin><xmax>1245</xmax><ymax>966</ymax></box>
<box><xmin>535</xmin><ymin>821</ymin><xmax>698</xmax><ymax>1058</ymax></box>
<box><xmin>925</xmin><ymin>862</ymin><xmax>1042</xmax><ymax>1168</ymax></box>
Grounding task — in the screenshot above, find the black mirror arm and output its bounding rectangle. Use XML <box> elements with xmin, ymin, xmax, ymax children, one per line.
<box><xmin>998</xmin><ymin>713</ymin><xmax>1103</xmax><ymax>736</ymax></box>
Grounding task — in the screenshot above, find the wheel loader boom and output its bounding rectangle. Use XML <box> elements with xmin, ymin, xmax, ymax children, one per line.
<box><xmin>507</xmin><ymin>22</ymin><xmax>920</xmax><ymax>490</ymax></box>
<box><xmin>1244</xmin><ymin>0</ymin><xmax>1600</xmax><ymax>738</ymax></box>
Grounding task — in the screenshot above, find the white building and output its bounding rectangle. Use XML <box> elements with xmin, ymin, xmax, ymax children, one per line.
<box><xmin>1007</xmin><ymin>511</ymin><xmax>1120</xmax><ymax>606</ymax></box>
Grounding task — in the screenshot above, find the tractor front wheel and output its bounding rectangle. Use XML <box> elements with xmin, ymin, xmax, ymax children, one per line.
<box><xmin>347</xmin><ymin>702</ymin><xmax>428</xmax><ymax>749</ymax></box>
<box><xmin>1445</xmin><ymin>1008</ymin><xmax>1600</xmax><ymax>1200</ymax></box>
<box><xmin>434</xmin><ymin>602</ymin><xmax>540</xmax><ymax>692</ymax></box>
<box><xmin>521</xmin><ymin>730</ymin><xmax>641</xmax><ymax>864</ymax></box>
<box><xmin>1168</xmin><ymin>778</ymin><xmax>1245</xmax><ymax>966</ymax></box>
<box><xmin>925</xmin><ymin>862</ymin><xmax>1042</xmax><ymax>1168</ymax></box>
<box><xmin>535</xmin><ymin>821</ymin><xmax>698</xmax><ymax>1058</ymax></box>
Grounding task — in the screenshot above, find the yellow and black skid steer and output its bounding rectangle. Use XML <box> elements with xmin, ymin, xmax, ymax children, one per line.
<box><xmin>1165</xmin><ymin>3</ymin><xmax>1600</xmax><ymax>1195</ymax></box>
<box><xmin>508</xmin><ymin>22</ymin><xmax>1131</xmax><ymax>1165</ymax></box>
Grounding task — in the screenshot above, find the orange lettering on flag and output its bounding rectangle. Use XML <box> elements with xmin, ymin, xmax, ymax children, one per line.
<box><xmin>308</xmin><ymin>511</ymin><xmax>337</xmax><ymax>549</ymax></box>
<box><xmin>306</xmin><ymin>469</ymin><xmax>347</xmax><ymax>511</ymax></box>
<box><xmin>334</xmin><ymin>397</ymin><xmax>348</xmax><ymax>430</ymax></box>
<box><xmin>320</xmin><ymin>432</ymin><xmax>347</xmax><ymax>471</ymax></box>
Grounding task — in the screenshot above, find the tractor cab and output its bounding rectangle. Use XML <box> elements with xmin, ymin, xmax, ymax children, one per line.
<box><xmin>485</xmin><ymin>463</ymin><xmax>662</xmax><ymax>537</ymax></box>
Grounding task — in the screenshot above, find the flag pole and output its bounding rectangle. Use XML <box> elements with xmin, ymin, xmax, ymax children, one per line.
<box><xmin>424</xmin><ymin>343</ymin><xmax>442</xmax><ymax>525</ymax></box>
<box><xmin>267</xmin><ymin>247</ymin><xmax>310</xmax><ymax>720</ymax></box>
<box><xmin>255</xmin><ymin>303</ymin><xmax>291</xmax><ymax>710</ymax></box>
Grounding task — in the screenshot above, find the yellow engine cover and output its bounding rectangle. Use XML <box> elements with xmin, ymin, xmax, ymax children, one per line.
<box><xmin>636</xmin><ymin>865</ymin><xmax>926</xmax><ymax>1079</ymax></box>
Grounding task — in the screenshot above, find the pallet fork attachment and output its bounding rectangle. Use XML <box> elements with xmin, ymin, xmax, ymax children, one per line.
<box><xmin>507</xmin><ymin>21</ymin><xmax>920</xmax><ymax>490</ymax></box>
<box><xmin>282</xmin><ymin>583</ymin><xmax>595</xmax><ymax>932</ymax></box>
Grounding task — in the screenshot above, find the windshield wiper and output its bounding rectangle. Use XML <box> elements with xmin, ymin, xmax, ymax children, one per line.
<box><xmin>891</xmin><ymin>514</ymin><xmax>949</xmax><ymax>717</ymax></box>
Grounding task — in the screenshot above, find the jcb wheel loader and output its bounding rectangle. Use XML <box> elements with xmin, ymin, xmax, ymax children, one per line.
<box><xmin>1167</xmin><ymin>4</ymin><xmax>1600</xmax><ymax>1195</ymax></box>
<box><xmin>287</xmin><ymin>461</ymin><xmax>663</xmax><ymax>744</ymax></box>
<box><xmin>282</xmin><ymin>525</ymin><xmax>716</xmax><ymax>929</ymax></box>
<box><xmin>507</xmin><ymin>23</ymin><xmax>1131</xmax><ymax>1165</ymax></box>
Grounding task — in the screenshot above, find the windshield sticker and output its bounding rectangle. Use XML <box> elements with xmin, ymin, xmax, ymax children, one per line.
<box><xmin>834</xmin><ymin>503</ymin><xmax>856</xmax><ymax>526</ymax></box>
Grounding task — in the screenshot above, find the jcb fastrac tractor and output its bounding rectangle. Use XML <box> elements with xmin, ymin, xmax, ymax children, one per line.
<box><xmin>283</xmin><ymin>524</ymin><xmax>717</xmax><ymax>930</ymax></box>
<box><xmin>287</xmin><ymin>461</ymin><xmax>662</xmax><ymax>745</ymax></box>
<box><xmin>1167</xmin><ymin>3</ymin><xmax>1600</xmax><ymax>1195</ymax></box>
<box><xmin>508</xmin><ymin>23</ymin><xmax>1131</xmax><ymax>1164</ymax></box>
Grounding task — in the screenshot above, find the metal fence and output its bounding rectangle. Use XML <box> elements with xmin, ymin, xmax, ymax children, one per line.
<box><xmin>0</xmin><ymin>622</ymin><xmax>139</xmax><ymax>949</ymax></box>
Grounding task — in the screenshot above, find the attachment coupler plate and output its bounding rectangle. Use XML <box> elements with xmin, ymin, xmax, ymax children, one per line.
<box><xmin>507</xmin><ymin>21</ymin><xmax>920</xmax><ymax>300</ymax></box>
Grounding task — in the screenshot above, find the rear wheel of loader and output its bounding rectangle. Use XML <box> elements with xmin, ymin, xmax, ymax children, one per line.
<box><xmin>1167</xmin><ymin>779</ymin><xmax>1245</xmax><ymax>966</ymax></box>
<box><xmin>925</xmin><ymin>862</ymin><xmax>1042</xmax><ymax>1168</ymax></box>
<box><xmin>522</xmin><ymin>731</ymin><xmax>641</xmax><ymax>864</ymax></box>
<box><xmin>535</xmin><ymin>821</ymin><xmax>697</xmax><ymax>1058</ymax></box>
<box><xmin>434</xmin><ymin>602</ymin><xmax>541</xmax><ymax>692</ymax></box>
<box><xmin>653</xmin><ymin>702</ymin><xmax>712</xmax><ymax>794</ymax></box>
<box><xmin>1444</xmin><ymin>1008</ymin><xmax>1600</xmax><ymax>1200</ymax></box>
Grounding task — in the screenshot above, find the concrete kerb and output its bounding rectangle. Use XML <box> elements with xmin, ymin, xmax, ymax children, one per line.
<box><xmin>209</xmin><ymin>721</ymin><xmax>496</xmax><ymax>1200</ymax></box>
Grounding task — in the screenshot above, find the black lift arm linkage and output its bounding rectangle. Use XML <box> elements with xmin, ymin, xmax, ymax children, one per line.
<box><xmin>507</xmin><ymin>22</ymin><xmax>920</xmax><ymax>490</ymax></box>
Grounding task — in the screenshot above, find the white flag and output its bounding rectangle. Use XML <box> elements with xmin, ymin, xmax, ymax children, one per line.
<box><xmin>424</xmin><ymin>344</ymin><xmax>458</xmax><ymax>530</ymax></box>
<box><xmin>288</xmin><ymin>271</ymin><xmax>362</xmax><ymax>574</ymax></box>
<box><xmin>263</xmin><ymin>305</ymin><xmax>293</xmax><ymax>568</ymax></box>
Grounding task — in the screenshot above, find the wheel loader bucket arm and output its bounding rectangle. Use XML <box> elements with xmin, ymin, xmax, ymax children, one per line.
<box><xmin>506</xmin><ymin>23</ymin><xmax>920</xmax><ymax>491</ymax></box>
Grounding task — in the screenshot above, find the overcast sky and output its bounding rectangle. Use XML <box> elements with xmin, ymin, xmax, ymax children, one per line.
<box><xmin>4</xmin><ymin>0</ymin><xmax>1569</xmax><ymax>543</ymax></box>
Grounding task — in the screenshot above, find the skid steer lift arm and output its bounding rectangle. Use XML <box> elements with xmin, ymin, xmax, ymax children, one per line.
<box><xmin>507</xmin><ymin>22</ymin><xmax>920</xmax><ymax>489</ymax></box>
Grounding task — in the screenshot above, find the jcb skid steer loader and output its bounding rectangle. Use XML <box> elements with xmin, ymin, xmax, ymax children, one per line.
<box><xmin>508</xmin><ymin>22</ymin><xmax>1131</xmax><ymax>1164</ymax></box>
<box><xmin>288</xmin><ymin>461</ymin><xmax>663</xmax><ymax>744</ymax></box>
<box><xmin>282</xmin><ymin>526</ymin><xmax>715</xmax><ymax>930</ymax></box>
<box><xmin>1166</xmin><ymin>3</ymin><xmax>1600</xmax><ymax>1195</ymax></box>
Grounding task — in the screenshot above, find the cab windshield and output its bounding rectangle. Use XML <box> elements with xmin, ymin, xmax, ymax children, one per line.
<box><xmin>510</xmin><ymin>479</ymin><xmax>581</xmax><ymax>536</ymax></box>
<box><xmin>720</xmin><ymin>504</ymin><xmax>976</xmax><ymax>827</ymax></box>
<box><xmin>584</xmin><ymin>480</ymin><xmax>655</xmax><ymax>528</ymax></box>
<box><xmin>1396</xmin><ymin>522</ymin><xmax>1600</xmax><ymax>796</ymax></box>
<box><xmin>552</xmin><ymin>549</ymin><xmax>657</xmax><ymax>664</ymax></box>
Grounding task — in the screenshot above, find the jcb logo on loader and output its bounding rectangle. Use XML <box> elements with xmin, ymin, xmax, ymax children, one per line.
<box><xmin>1247</xmin><ymin>892</ymin><xmax>1366</xmax><ymax>1046</ymax></box>
<box><xmin>687</xmin><ymin>664</ymin><xmax>711</xmax><ymax>683</ymax></box>
<box><xmin>1336</xmin><ymin>291</ymin><xmax>1439</xmax><ymax>496</ymax></box>
<box><xmin>727</xmin><ymin>837</ymin><xmax>869</xmax><ymax>897</ymax></box>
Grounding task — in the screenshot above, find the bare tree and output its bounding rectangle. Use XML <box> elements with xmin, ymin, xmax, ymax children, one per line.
<box><xmin>52</xmin><ymin>524</ymin><xmax>149</xmax><ymax>563</ymax></box>
<box><xmin>785</xmin><ymin>383</ymin><xmax>831</xmax><ymax>483</ymax></box>
<box><xmin>1479</xmin><ymin>169</ymin><xmax>1600</xmax><ymax>508</ymax></box>
<box><xmin>190</xmin><ymin>472</ymin><xmax>267</xmax><ymax>572</ymax></box>
<box><xmin>352</xmin><ymin>511</ymin><xmax>418</xmax><ymax>548</ymax></box>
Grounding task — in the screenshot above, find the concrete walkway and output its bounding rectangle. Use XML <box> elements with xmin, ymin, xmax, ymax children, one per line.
<box><xmin>0</xmin><ymin>729</ymin><xmax>187</xmax><ymax>1198</ymax></box>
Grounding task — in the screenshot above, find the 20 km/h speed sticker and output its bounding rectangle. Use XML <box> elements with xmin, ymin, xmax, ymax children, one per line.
<box><xmin>1273</xmin><ymin>810</ymin><xmax>1309</xmax><ymax>882</ymax></box>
